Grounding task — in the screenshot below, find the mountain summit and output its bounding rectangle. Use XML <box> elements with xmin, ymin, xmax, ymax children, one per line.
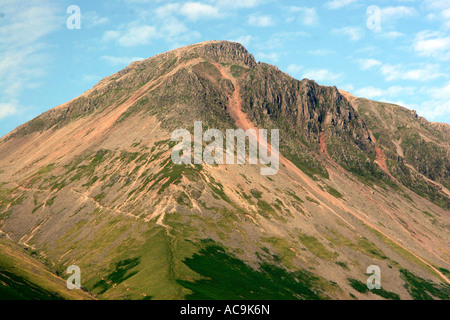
<box><xmin>0</xmin><ymin>41</ymin><xmax>449</xmax><ymax>300</ymax></box>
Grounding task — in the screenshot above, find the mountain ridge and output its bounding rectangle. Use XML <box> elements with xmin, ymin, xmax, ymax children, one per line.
<box><xmin>0</xmin><ymin>40</ymin><xmax>449</xmax><ymax>300</ymax></box>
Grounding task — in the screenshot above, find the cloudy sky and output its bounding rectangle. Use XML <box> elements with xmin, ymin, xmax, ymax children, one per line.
<box><xmin>1</xmin><ymin>0</ymin><xmax>449</xmax><ymax>137</ymax></box>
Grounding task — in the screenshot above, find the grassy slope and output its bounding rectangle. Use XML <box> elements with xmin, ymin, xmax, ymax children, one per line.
<box><xmin>0</xmin><ymin>237</ymin><xmax>93</xmax><ymax>300</ymax></box>
<box><xmin>352</xmin><ymin>98</ymin><xmax>450</xmax><ymax>210</ymax></box>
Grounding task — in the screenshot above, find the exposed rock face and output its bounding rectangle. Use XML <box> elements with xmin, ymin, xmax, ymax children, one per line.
<box><xmin>349</xmin><ymin>96</ymin><xmax>450</xmax><ymax>206</ymax></box>
<box><xmin>192</xmin><ymin>41</ymin><xmax>257</xmax><ymax>68</ymax></box>
<box><xmin>241</xmin><ymin>65</ymin><xmax>371</xmax><ymax>143</ymax></box>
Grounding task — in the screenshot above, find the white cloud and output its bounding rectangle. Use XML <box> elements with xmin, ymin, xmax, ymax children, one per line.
<box><xmin>379</xmin><ymin>31</ymin><xmax>405</xmax><ymax>39</ymax></box>
<box><xmin>0</xmin><ymin>0</ymin><xmax>60</xmax><ymax>118</ymax></box>
<box><xmin>380</xmin><ymin>63</ymin><xmax>445</xmax><ymax>81</ymax></box>
<box><xmin>354</xmin><ymin>86</ymin><xmax>415</xmax><ymax>99</ymax></box>
<box><xmin>215</xmin><ymin>0</ymin><xmax>264</xmax><ymax>9</ymax></box>
<box><xmin>102</xmin><ymin>30</ymin><xmax>120</xmax><ymax>42</ymax></box>
<box><xmin>83</xmin><ymin>11</ymin><xmax>109</xmax><ymax>27</ymax></box>
<box><xmin>154</xmin><ymin>2</ymin><xmax>223</xmax><ymax>22</ymax></box>
<box><xmin>412</xmin><ymin>82</ymin><xmax>450</xmax><ymax>120</ymax></box>
<box><xmin>248</xmin><ymin>14</ymin><xmax>275</xmax><ymax>27</ymax></box>
<box><xmin>380</xmin><ymin>6</ymin><xmax>418</xmax><ymax>21</ymax></box>
<box><xmin>161</xmin><ymin>17</ymin><xmax>189</xmax><ymax>37</ymax></box>
<box><xmin>423</xmin><ymin>0</ymin><xmax>450</xmax><ymax>10</ymax></box>
<box><xmin>413</xmin><ymin>31</ymin><xmax>450</xmax><ymax>60</ymax></box>
<box><xmin>331</xmin><ymin>27</ymin><xmax>364</xmax><ymax>41</ymax></box>
<box><xmin>179</xmin><ymin>2</ymin><xmax>222</xmax><ymax>21</ymax></box>
<box><xmin>286</xmin><ymin>64</ymin><xmax>303</xmax><ymax>75</ymax></box>
<box><xmin>259</xmin><ymin>31</ymin><xmax>310</xmax><ymax>51</ymax></box>
<box><xmin>155</xmin><ymin>3</ymin><xmax>181</xmax><ymax>18</ymax></box>
<box><xmin>424</xmin><ymin>5</ymin><xmax>450</xmax><ymax>29</ymax></box>
<box><xmin>302</xmin><ymin>69</ymin><xmax>343</xmax><ymax>82</ymax></box>
<box><xmin>121</xmin><ymin>25</ymin><xmax>157</xmax><ymax>46</ymax></box>
<box><xmin>354</xmin><ymin>87</ymin><xmax>385</xmax><ymax>98</ymax></box>
<box><xmin>358</xmin><ymin>58</ymin><xmax>382</xmax><ymax>70</ymax></box>
<box><xmin>355</xmin><ymin>56</ymin><xmax>447</xmax><ymax>83</ymax></box>
<box><xmin>106</xmin><ymin>3</ymin><xmax>205</xmax><ymax>49</ymax></box>
<box><xmin>427</xmin><ymin>81</ymin><xmax>450</xmax><ymax>98</ymax></box>
<box><xmin>0</xmin><ymin>101</ymin><xmax>17</xmax><ymax>120</ymax></box>
<box><xmin>229</xmin><ymin>35</ymin><xmax>252</xmax><ymax>47</ymax></box>
<box><xmin>154</xmin><ymin>0</ymin><xmax>261</xmax><ymax>21</ymax></box>
<box><xmin>255</xmin><ymin>52</ymin><xmax>279</xmax><ymax>62</ymax></box>
<box><xmin>443</xmin><ymin>8</ymin><xmax>450</xmax><ymax>18</ymax></box>
<box><xmin>288</xmin><ymin>7</ymin><xmax>318</xmax><ymax>26</ymax></box>
<box><xmin>416</xmin><ymin>100</ymin><xmax>450</xmax><ymax>121</ymax></box>
<box><xmin>340</xmin><ymin>83</ymin><xmax>355</xmax><ymax>92</ymax></box>
<box><xmin>326</xmin><ymin>0</ymin><xmax>358</xmax><ymax>10</ymax></box>
<box><xmin>443</xmin><ymin>9</ymin><xmax>450</xmax><ymax>29</ymax></box>
<box><xmin>103</xmin><ymin>25</ymin><xmax>158</xmax><ymax>47</ymax></box>
<box><xmin>308</xmin><ymin>49</ymin><xmax>336</xmax><ymax>56</ymax></box>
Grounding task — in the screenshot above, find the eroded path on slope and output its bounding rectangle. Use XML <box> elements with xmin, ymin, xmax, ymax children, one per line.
<box><xmin>213</xmin><ymin>63</ymin><xmax>450</xmax><ymax>284</ymax></box>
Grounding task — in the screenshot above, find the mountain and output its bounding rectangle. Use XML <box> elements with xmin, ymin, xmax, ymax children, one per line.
<box><xmin>0</xmin><ymin>235</ymin><xmax>93</xmax><ymax>300</ymax></box>
<box><xmin>0</xmin><ymin>41</ymin><xmax>449</xmax><ymax>300</ymax></box>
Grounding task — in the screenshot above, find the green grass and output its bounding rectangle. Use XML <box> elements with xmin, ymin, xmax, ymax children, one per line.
<box><xmin>326</xmin><ymin>186</ymin><xmax>344</xmax><ymax>199</ymax></box>
<box><xmin>208</xmin><ymin>182</ymin><xmax>231</xmax><ymax>204</ymax></box>
<box><xmin>0</xmin><ymin>238</ymin><xmax>92</xmax><ymax>300</ymax></box>
<box><xmin>367</xmin><ymin>226</ymin><xmax>441</xmax><ymax>278</ymax></box>
<box><xmin>69</xmin><ymin>150</ymin><xmax>109</xmax><ymax>182</ymax></box>
<box><xmin>250</xmin><ymin>189</ymin><xmax>262</xmax><ymax>199</ymax></box>
<box><xmin>32</xmin><ymin>203</ymin><xmax>43</xmax><ymax>214</ymax></box>
<box><xmin>336</xmin><ymin>261</ymin><xmax>349</xmax><ymax>270</ymax></box>
<box><xmin>45</xmin><ymin>196</ymin><xmax>56</xmax><ymax>207</ymax></box>
<box><xmin>400</xmin><ymin>269</ymin><xmax>450</xmax><ymax>300</ymax></box>
<box><xmin>0</xmin><ymin>269</ymin><xmax>63</xmax><ymax>300</ymax></box>
<box><xmin>348</xmin><ymin>278</ymin><xmax>400</xmax><ymax>300</ymax></box>
<box><xmin>306</xmin><ymin>196</ymin><xmax>319</xmax><ymax>204</ymax></box>
<box><xmin>176</xmin><ymin>191</ymin><xmax>192</xmax><ymax>207</ymax></box>
<box><xmin>284</xmin><ymin>150</ymin><xmax>329</xmax><ymax>180</ymax></box>
<box><xmin>438</xmin><ymin>267</ymin><xmax>450</xmax><ymax>278</ymax></box>
<box><xmin>115</xmin><ymin>98</ymin><xmax>149</xmax><ymax>124</ymax></box>
<box><xmin>93</xmin><ymin>192</ymin><xmax>106</xmax><ymax>202</ymax></box>
<box><xmin>261</xmin><ymin>237</ymin><xmax>297</xmax><ymax>269</ymax></box>
<box><xmin>286</xmin><ymin>190</ymin><xmax>303</xmax><ymax>203</ymax></box>
<box><xmin>92</xmin><ymin>257</ymin><xmax>141</xmax><ymax>294</ymax></box>
<box><xmin>324</xmin><ymin>229</ymin><xmax>387</xmax><ymax>260</ymax></box>
<box><xmin>177</xmin><ymin>242</ymin><xmax>332</xmax><ymax>300</ymax></box>
<box><xmin>356</xmin><ymin>237</ymin><xmax>388</xmax><ymax>260</ymax></box>
<box><xmin>18</xmin><ymin>164</ymin><xmax>55</xmax><ymax>188</ymax></box>
<box><xmin>78</xmin><ymin>221</ymin><xmax>200</xmax><ymax>300</ymax></box>
<box><xmin>298</xmin><ymin>232</ymin><xmax>338</xmax><ymax>260</ymax></box>
<box><xmin>230</xmin><ymin>65</ymin><xmax>246</xmax><ymax>78</ymax></box>
<box><xmin>148</xmin><ymin>158</ymin><xmax>202</xmax><ymax>195</ymax></box>
<box><xmin>257</xmin><ymin>200</ymin><xmax>276</xmax><ymax>218</ymax></box>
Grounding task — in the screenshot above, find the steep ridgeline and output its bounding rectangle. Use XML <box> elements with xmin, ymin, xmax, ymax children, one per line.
<box><xmin>0</xmin><ymin>41</ymin><xmax>449</xmax><ymax>300</ymax></box>
<box><xmin>238</xmin><ymin>63</ymin><xmax>381</xmax><ymax>182</ymax></box>
<box><xmin>344</xmin><ymin>93</ymin><xmax>450</xmax><ymax>210</ymax></box>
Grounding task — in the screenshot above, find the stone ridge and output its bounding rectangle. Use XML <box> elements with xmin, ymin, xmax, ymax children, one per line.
<box><xmin>191</xmin><ymin>40</ymin><xmax>257</xmax><ymax>68</ymax></box>
<box><xmin>131</xmin><ymin>40</ymin><xmax>257</xmax><ymax>69</ymax></box>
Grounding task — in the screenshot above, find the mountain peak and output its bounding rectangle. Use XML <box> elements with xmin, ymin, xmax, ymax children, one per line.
<box><xmin>136</xmin><ymin>40</ymin><xmax>257</xmax><ymax>70</ymax></box>
<box><xmin>189</xmin><ymin>40</ymin><xmax>257</xmax><ymax>68</ymax></box>
<box><xmin>0</xmin><ymin>40</ymin><xmax>449</xmax><ymax>301</ymax></box>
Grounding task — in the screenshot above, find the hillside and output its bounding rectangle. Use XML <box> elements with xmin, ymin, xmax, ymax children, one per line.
<box><xmin>0</xmin><ymin>41</ymin><xmax>449</xmax><ymax>300</ymax></box>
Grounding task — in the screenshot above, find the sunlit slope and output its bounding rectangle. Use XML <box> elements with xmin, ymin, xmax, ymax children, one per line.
<box><xmin>0</xmin><ymin>41</ymin><xmax>448</xmax><ymax>300</ymax></box>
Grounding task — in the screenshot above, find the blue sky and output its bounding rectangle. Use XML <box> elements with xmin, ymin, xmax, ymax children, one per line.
<box><xmin>1</xmin><ymin>0</ymin><xmax>449</xmax><ymax>137</ymax></box>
